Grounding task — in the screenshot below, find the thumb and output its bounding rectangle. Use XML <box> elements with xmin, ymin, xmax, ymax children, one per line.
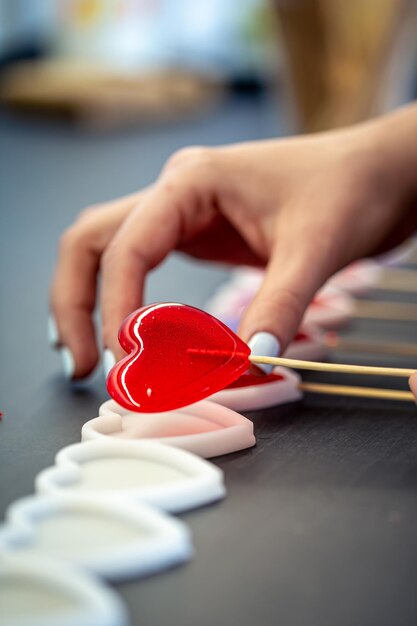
<box><xmin>409</xmin><ymin>372</ymin><xmax>417</xmax><ymax>404</ymax></box>
<box><xmin>238</xmin><ymin>243</ymin><xmax>331</xmax><ymax>372</ymax></box>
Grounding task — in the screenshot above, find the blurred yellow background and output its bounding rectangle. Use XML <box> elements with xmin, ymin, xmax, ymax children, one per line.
<box><xmin>1</xmin><ymin>0</ymin><xmax>416</xmax><ymax>132</ymax></box>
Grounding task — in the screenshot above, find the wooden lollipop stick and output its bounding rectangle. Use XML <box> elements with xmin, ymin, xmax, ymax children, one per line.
<box><xmin>325</xmin><ymin>334</ymin><xmax>417</xmax><ymax>357</ymax></box>
<box><xmin>299</xmin><ymin>382</ymin><xmax>414</xmax><ymax>401</ymax></box>
<box><xmin>376</xmin><ymin>268</ymin><xmax>417</xmax><ymax>292</ymax></box>
<box><xmin>249</xmin><ymin>355</ymin><xmax>416</xmax><ymax>378</ymax></box>
<box><xmin>189</xmin><ymin>348</ymin><xmax>416</xmax><ymax>377</ymax></box>
<box><xmin>353</xmin><ymin>300</ymin><xmax>417</xmax><ymax>321</ymax></box>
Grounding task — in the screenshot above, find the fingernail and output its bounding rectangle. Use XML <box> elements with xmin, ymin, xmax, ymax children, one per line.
<box><xmin>47</xmin><ymin>314</ymin><xmax>59</xmax><ymax>347</ymax></box>
<box><xmin>248</xmin><ymin>332</ymin><xmax>281</xmax><ymax>374</ymax></box>
<box><xmin>60</xmin><ymin>347</ymin><xmax>75</xmax><ymax>379</ymax></box>
<box><xmin>103</xmin><ymin>349</ymin><xmax>116</xmax><ymax>378</ymax></box>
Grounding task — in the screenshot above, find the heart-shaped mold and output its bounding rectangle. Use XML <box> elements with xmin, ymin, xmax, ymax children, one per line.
<box><xmin>0</xmin><ymin>553</ymin><xmax>127</xmax><ymax>626</ymax></box>
<box><xmin>82</xmin><ymin>399</ymin><xmax>256</xmax><ymax>458</ymax></box>
<box><xmin>303</xmin><ymin>287</ymin><xmax>354</xmax><ymax>328</ymax></box>
<box><xmin>0</xmin><ymin>494</ymin><xmax>192</xmax><ymax>581</ymax></box>
<box><xmin>207</xmin><ymin>268</ymin><xmax>263</xmax><ymax>325</ymax></box>
<box><xmin>208</xmin><ymin>366</ymin><xmax>302</xmax><ymax>411</ymax></box>
<box><xmin>35</xmin><ymin>440</ymin><xmax>226</xmax><ymax>513</ymax></box>
<box><xmin>107</xmin><ymin>303</ymin><xmax>250</xmax><ymax>412</ymax></box>
<box><xmin>284</xmin><ymin>327</ymin><xmax>327</xmax><ymax>361</ymax></box>
<box><xmin>327</xmin><ymin>259</ymin><xmax>382</xmax><ymax>294</ymax></box>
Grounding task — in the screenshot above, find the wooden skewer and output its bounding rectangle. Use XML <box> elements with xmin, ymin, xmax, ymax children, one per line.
<box><xmin>325</xmin><ymin>334</ymin><xmax>417</xmax><ymax>357</ymax></box>
<box><xmin>249</xmin><ymin>355</ymin><xmax>416</xmax><ymax>378</ymax></box>
<box><xmin>299</xmin><ymin>382</ymin><xmax>414</xmax><ymax>402</ymax></box>
<box><xmin>189</xmin><ymin>348</ymin><xmax>416</xmax><ymax>378</ymax></box>
<box><xmin>352</xmin><ymin>300</ymin><xmax>417</xmax><ymax>321</ymax></box>
<box><xmin>376</xmin><ymin>268</ymin><xmax>417</xmax><ymax>293</ymax></box>
<box><xmin>189</xmin><ymin>349</ymin><xmax>416</xmax><ymax>401</ymax></box>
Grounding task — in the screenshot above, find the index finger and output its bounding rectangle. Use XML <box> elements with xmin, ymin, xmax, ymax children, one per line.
<box><xmin>100</xmin><ymin>177</ymin><xmax>213</xmax><ymax>356</ymax></box>
<box><xmin>50</xmin><ymin>192</ymin><xmax>143</xmax><ymax>378</ymax></box>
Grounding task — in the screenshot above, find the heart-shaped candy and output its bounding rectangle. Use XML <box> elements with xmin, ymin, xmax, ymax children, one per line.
<box><xmin>107</xmin><ymin>303</ymin><xmax>251</xmax><ymax>412</ymax></box>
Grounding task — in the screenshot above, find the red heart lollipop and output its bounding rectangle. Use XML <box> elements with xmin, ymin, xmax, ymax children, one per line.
<box><xmin>106</xmin><ymin>303</ymin><xmax>251</xmax><ymax>412</ymax></box>
<box><xmin>226</xmin><ymin>372</ymin><xmax>284</xmax><ymax>388</ymax></box>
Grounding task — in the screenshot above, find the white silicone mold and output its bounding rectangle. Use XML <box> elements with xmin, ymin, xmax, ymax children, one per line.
<box><xmin>207</xmin><ymin>268</ymin><xmax>263</xmax><ymax>322</ymax></box>
<box><xmin>208</xmin><ymin>367</ymin><xmax>302</xmax><ymax>412</ymax></box>
<box><xmin>303</xmin><ymin>287</ymin><xmax>354</xmax><ymax>328</ymax></box>
<box><xmin>82</xmin><ymin>399</ymin><xmax>256</xmax><ymax>459</ymax></box>
<box><xmin>0</xmin><ymin>494</ymin><xmax>192</xmax><ymax>581</ymax></box>
<box><xmin>327</xmin><ymin>259</ymin><xmax>383</xmax><ymax>295</ymax></box>
<box><xmin>35</xmin><ymin>440</ymin><xmax>226</xmax><ymax>513</ymax></box>
<box><xmin>0</xmin><ymin>553</ymin><xmax>127</xmax><ymax>626</ymax></box>
<box><xmin>284</xmin><ymin>327</ymin><xmax>327</xmax><ymax>361</ymax></box>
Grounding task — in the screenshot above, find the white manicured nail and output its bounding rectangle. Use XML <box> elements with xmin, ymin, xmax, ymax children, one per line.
<box><xmin>60</xmin><ymin>347</ymin><xmax>75</xmax><ymax>379</ymax></box>
<box><xmin>103</xmin><ymin>349</ymin><xmax>116</xmax><ymax>378</ymax></box>
<box><xmin>248</xmin><ymin>332</ymin><xmax>281</xmax><ymax>374</ymax></box>
<box><xmin>47</xmin><ymin>315</ymin><xmax>59</xmax><ymax>347</ymax></box>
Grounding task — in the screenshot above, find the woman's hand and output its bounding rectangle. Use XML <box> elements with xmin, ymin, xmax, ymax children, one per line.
<box><xmin>410</xmin><ymin>373</ymin><xmax>417</xmax><ymax>404</ymax></box>
<box><xmin>50</xmin><ymin>105</ymin><xmax>417</xmax><ymax>379</ymax></box>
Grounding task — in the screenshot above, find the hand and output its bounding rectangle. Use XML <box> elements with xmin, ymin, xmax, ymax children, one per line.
<box><xmin>409</xmin><ymin>372</ymin><xmax>417</xmax><ymax>404</ymax></box>
<box><xmin>50</xmin><ymin>107</ymin><xmax>417</xmax><ymax>379</ymax></box>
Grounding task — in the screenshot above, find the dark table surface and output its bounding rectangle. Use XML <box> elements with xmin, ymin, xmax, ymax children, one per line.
<box><xmin>1</xmin><ymin>95</ymin><xmax>417</xmax><ymax>626</ymax></box>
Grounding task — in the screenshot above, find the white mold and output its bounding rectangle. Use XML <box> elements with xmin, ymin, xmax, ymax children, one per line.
<box><xmin>208</xmin><ymin>367</ymin><xmax>302</xmax><ymax>412</ymax></box>
<box><xmin>284</xmin><ymin>326</ymin><xmax>327</xmax><ymax>361</ymax></box>
<box><xmin>326</xmin><ymin>259</ymin><xmax>383</xmax><ymax>295</ymax></box>
<box><xmin>207</xmin><ymin>268</ymin><xmax>263</xmax><ymax>323</ymax></box>
<box><xmin>82</xmin><ymin>399</ymin><xmax>256</xmax><ymax>459</ymax></box>
<box><xmin>303</xmin><ymin>287</ymin><xmax>354</xmax><ymax>329</ymax></box>
<box><xmin>0</xmin><ymin>553</ymin><xmax>127</xmax><ymax>626</ymax></box>
<box><xmin>0</xmin><ymin>494</ymin><xmax>192</xmax><ymax>581</ymax></box>
<box><xmin>35</xmin><ymin>440</ymin><xmax>226</xmax><ymax>513</ymax></box>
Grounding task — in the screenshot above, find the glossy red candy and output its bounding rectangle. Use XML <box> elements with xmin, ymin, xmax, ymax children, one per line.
<box><xmin>226</xmin><ymin>372</ymin><xmax>284</xmax><ymax>389</ymax></box>
<box><xmin>106</xmin><ymin>303</ymin><xmax>251</xmax><ymax>412</ymax></box>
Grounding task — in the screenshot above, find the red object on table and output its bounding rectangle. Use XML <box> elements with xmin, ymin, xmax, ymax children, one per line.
<box><xmin>106</xmin><ymin>303</ymin><xmax>251</xmax><ymax>412</ymax></box>
<box><xmin>226</xmin><ymin>373</ymin><xmax>284</xmax><ymax>388</ymax></box>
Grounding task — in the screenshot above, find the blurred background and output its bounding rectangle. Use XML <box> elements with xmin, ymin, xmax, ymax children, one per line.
<box><xmin>1</xmin><ymin>0</ymin><xmax>417</xmax><ymax>131</ymax></box>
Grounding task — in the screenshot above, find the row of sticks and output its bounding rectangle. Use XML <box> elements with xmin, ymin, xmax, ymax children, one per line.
<box><xmin>259</xmin><ymin>261</ymin><xmax>417</xmax><ymax>401</ymax></box>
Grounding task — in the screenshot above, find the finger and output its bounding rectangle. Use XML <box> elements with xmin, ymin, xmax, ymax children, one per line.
<box><xmin>50</xmin><ymin>191</ymin><xmax>144</xmax><ymax>379</ymax></box>
<box><xmin>178</xmin><ymin>215</ymin><xmax>263</xmax><ymax>266</ymax></box>
<box><xmin>238</xmin><ymin>231</ymin><xmax>336</xmax><ymax>372</ymax></box>
<box><xmin>101</xmin><ymin>179</ymin><xmax>213</xmax><ymax>357</ymax></box>
<box><xmin>409</xmin><ymin>372</ymin><xmax>417</xmax><ymax>404</ymax></box>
